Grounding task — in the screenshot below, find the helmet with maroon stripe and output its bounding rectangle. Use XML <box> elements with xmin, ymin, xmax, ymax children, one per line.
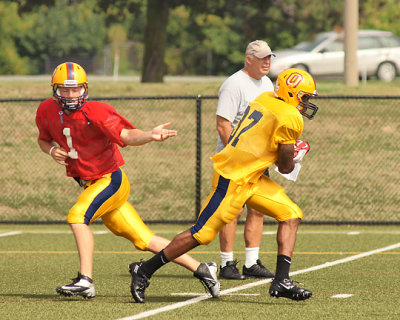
<box><xmin>51</xmin><ymin>62</ymin><xmax>88</xmax><ymax>111</ymax></box>
<box><xmin>274</xmin><ymin>68</ymin><xmax>318</xmax><ymax>119</ymax></box>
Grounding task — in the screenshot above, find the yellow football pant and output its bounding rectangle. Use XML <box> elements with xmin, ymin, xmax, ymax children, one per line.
<box><xmin>67</xmin><ymin>168</ymin><xmax>154</xmax><ymax>251</ymax></box>
<box><xmin>190</xmin><ymin>171</ymin><xmax>303</xmax><ymax>245</ymax></box>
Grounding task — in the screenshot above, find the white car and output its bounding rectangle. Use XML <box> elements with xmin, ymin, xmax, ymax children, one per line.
<box><xmin>269</xmin><ymin>30</ymin><xmax>400</xmax><ymax>82</ymax></box>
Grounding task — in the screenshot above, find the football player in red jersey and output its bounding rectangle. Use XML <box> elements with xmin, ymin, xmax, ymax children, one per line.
<box><xmin>35</xmin><ymin>62</ymin><xmax>219</xmax><ymax>299</ymax></box>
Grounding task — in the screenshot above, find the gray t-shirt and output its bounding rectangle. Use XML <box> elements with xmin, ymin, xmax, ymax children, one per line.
<box><xmin>216</xmin><ymin>69</ymin><xmax>274</xmax><ymax>151</ymax></box>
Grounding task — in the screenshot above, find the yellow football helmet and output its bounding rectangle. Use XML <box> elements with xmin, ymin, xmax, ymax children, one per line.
<box><xmin>274</xmin><ymin>68</ymin><xmax>318</xmax><ymax>119</ymax></box>
<box><xmin>51</xmin><ymin>62</ymin><xmax>88</xmax><ymax>111</ymax></box>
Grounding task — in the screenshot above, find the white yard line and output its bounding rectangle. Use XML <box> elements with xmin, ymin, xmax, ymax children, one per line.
<box><xmin>263</xmin><ymin>231</ymin><xmax>400</xmax><ymax>235</ymax></box>
<box><xmin>117</xmin><ymin>242</ymin><xmax>400</xmax><ymax>320</ymax></box>
<box><xmin>0</xmin><ymin>231</ymin><xmax>22</xmax><ymax>237</ymax></box>
<box><xmin>0</xmin><ymin>230</ymin><xmax>110</xmax><ymax>235</ymax></box>
<box><xmin>332</xmin><ymin>294</ymin><xmax>353</xmax><ymax>298</ymax></box>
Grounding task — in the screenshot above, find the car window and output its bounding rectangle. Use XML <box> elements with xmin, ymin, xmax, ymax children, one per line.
<box><xmin>379</xmin><ymin>34</ymin><xmax>400</xmax><ymax>48</ymax></box>
<box><xmin>323</xmin><ymin>38</ymin><xmax>344</xmax><ymax>52</ymax></box>
<box><xmin>293</xmin><ymin>41</ymin><xmax>312</xmax><ymax>51</ymax></box>
<box><xmin>358</xmin><ymin>36</ymin><xmax>381</xmax><ymax>49</ymax></box>
<box><xmin>293</xmin><ymin>35</ymin><xmax>330</xmax><ymax>51</ymax></box>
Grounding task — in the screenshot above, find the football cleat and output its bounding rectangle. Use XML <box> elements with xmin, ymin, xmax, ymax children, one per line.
<box><xmin>269</xmin><ymin>278</ymin><xmax>312</xmax><ymax>301</ymax></box>
<box><xmin>129</xmin><ymin>262</ymin><xmax>150</xmax><ymax>303</ymax></box>
<box><xmin>242</xmin><ymin>259</ymin><xmax>274</xmax><ymax>278</ymax></box>
<box><xmin>219</xmin><ymin>260</ymin><xmax>245</xmax><ymax>280</ymax></box>
<box><xmin>194</xmin><ymin>262</ymin><xmax>220</xmax><ymax>298</ymax></box>
<box><xmin>56</xmin><ymin>272</ymin><xmax>95</xmax><ymax>298</ymax></box>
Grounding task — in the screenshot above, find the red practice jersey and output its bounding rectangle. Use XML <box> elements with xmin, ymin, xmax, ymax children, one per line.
<box><xmin>36</xmin><ymin>98</ymin><xmax>136</xmax><ymax>180</ymax></box>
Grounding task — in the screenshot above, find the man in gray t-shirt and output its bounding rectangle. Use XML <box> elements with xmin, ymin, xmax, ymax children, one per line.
<box><xmin>216</xmin><ymin>40</ymin><xmax>275</xmax><ymax>280</ymax></box>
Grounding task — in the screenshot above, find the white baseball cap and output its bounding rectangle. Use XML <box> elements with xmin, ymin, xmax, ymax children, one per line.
<box><xmin>245</xmin><ymin>40</ymin><xmax>275</xmax><ymax>58</ymax></box>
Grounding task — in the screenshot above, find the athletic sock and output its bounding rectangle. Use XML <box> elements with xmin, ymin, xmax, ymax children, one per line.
<box><xmin>244</xmin><ymin>247</ymin><xmax>259</xmax><ymax>268</ymax></box>
<box><xmin>220</xmin><ymin>251</ymin><xmax>234</xmax><ymax>268</ymax></box>
<box><xmin>140</xmin><ymin>249</ymin><xmax>170</xmax><ymax>278</ymax></box>
<box><xmin>275</xmin><ymin>254</ymin><xmax>291</xmax><ymax>280</ymax></box>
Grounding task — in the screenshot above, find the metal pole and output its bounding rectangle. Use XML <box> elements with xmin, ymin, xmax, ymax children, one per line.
<box><xmin>195</xmin><ymin>95</ymin><xmax>202</xmax><ymax>219</ymax></box>
<box><xmin>344</xmin><ymin>0</ymin><xmax>359</xmax><ymax>86</ymax></box>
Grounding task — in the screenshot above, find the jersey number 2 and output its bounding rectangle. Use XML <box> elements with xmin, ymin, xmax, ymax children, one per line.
<box><xmin>228</xmin><ymin>107</ymin><xmax>263</xmax><ymax>147</ymax></box>
<box><xmin>62</xmin><ymin>128</ymin><xmax>78</xmax><ymax>159</ymax></box>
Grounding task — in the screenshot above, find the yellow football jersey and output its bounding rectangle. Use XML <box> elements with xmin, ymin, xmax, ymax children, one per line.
<box><xmin>211</xmin><ymin>91</ymin><xmax>304</xmax><ymax>185</ymax></box>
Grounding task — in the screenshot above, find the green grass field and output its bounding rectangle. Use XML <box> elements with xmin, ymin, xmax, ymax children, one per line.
<box><xmin>1</xmin><ymin>223</ymin><xmax>399</xmax><ymax>320</ymax></box>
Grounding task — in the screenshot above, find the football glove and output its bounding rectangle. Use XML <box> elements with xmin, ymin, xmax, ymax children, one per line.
<box><xmin>293</xmin><ymin>140</ymin><xmax>310</xmax><ymax>163</ymax></box>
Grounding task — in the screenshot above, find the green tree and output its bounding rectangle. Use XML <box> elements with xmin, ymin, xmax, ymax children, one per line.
<box><xmin>0</xmin><ymin>2</ymin><xmax>29</xmax><ymax>74</ymax></box>
<box><xmin>141</xmin><ymin>0</ymin><xmax>170</xmax><ymax>82</ymax></box>
<box><xmin>165</xmin><ymin>0</ymin><xmax>345</xmax><ymax>76</ymax></box>
<box><xmin>16</xmin><ymin>0</ymin><xmax>107</xmax><ymax>73</ymax></box>
<box><xmin>4</xmin><ymin>0</ymin><xmax>400</xmax><ymax>76</ymax></box>
<box><xmin>98</xmin><ymin>0</ymin><xmax>226</xmax><ymax>81</ymax></box>
<box><xmin>97</xmin><ymin>0</ymin><xmax>149</xmax><ymax>78</ymax></box>
<box><xmin>360</xmin><ymin>0</ymin><xmax>400</xmax><ymax>36</ymax></box>
<box><xmin>166</xmin><ymin>6</ymin><xmax>243</xmax><ymax>75</ymax></box>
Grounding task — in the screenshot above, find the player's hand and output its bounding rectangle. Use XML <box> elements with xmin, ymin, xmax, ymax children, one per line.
<box><xmin>151</xmin><ymin>122</ymin><xmax>177</xmax><ymax>141</ymax></box>
<box><xmin>50</xmin><ymin>147</ymin><xmax>69</xmax><ymax>166</ymax></box>
<box><xmin>293</xmin><ymin>140</ymin><xmax>310</xmax><ymax>163</ymax></box>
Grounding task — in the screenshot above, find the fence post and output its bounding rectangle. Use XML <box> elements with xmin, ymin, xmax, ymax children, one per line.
<box><xmin>195</xmin><ymin>95</ymin><xmax>202</xmax><ymax>219</ymax></box>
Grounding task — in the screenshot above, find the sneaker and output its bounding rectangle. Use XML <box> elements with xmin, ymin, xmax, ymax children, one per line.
<box><xmin>269</xmin><ymin>278</ymin><xmax>312</xmax><ymax>301</ymax></box>
<box><xmin>219</xmin><ymin>260</ymin><xmax>245</xmax><ymax>280</ymax></box>
<box><xmin>56</xmin><ymin>272</ymin><xmax>95</xmax><ymax>298</ymax></box>
<box><xmin>193</xmin><ymin>262</ymin><xmax>220</xmax><ymax>298</ymax></box>
<box><xmin>129</xmin><ymin>262</ymin><xmax>150</xmax><ymax>303</ymax></box>
<box><xmin>242</xmin><ymin>259</ymin><xmax>274</xmax><ymax>278</ymax></box>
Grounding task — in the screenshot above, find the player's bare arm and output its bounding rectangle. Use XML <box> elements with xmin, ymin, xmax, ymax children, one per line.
<box><xmin>37</xmin><ymin>138</ymin><xmax>69</xmax><ymax>166</ymax></box>
<box><xmin>216</xmin><ymin>115</ymin><xmax>233</xmax><ymax>146</ymax></box>
<box><xmin>120</xmin><ymin>122</ymin><xmax>177</xmax><ymax>146</ymax></box>
<box><xmin>276</xmin><ymin>143</ymin><xmax>295</xmax><ymax>174</ymax></box>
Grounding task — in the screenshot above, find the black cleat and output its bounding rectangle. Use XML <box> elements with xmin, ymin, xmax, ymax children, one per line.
<box><xmin>194</xmin><ymin>262</ymin><xmax>220</xmax><ymax>298</ymax></box>
<box><xmin>129</xmin><ymin>262</ymin><xmax>150</xmax><ymax>303</ymax></box>
<box><xmin>219</xmin><ymin>260</ymin><xmax>245</xmax><ymax>280</ymax></box>
<box><xmin>56</xmin><ymin>272</ymin><xmax>95</xmax><ymax>298</ymax></box>
<box><xmin>243</xmin><ymin>259</ymin><xmax>274</xmax><ymax>278</ymax></box>
<box><xmin>269</xmin><ymin>278</ymin><xmax>312</xmax><ymax>301</ymax></box>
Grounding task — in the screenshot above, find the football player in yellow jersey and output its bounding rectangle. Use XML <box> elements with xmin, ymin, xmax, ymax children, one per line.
<box><xmin>129</xmin><ymin>68</ymin><xmax>319</xmax><ymax>302</ymax></box>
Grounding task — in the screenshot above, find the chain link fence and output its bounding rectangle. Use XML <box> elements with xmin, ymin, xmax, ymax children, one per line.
<box><xmin>0</xmin><ymin>96</ymin><xmax>399</xmax><ymax>224</ymax></box>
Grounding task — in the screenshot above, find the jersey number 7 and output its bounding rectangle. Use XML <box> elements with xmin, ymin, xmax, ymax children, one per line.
<box><xmin>228</xmin><ymin>106</ymin><xmax>263</xmax><ymax>147</ymax></box>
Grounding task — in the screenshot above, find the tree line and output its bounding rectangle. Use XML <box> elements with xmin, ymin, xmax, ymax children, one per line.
<box><xmin>1</xmin><ymin>0</ymin><xmax>399</xmax><ymax>82</ymax></box>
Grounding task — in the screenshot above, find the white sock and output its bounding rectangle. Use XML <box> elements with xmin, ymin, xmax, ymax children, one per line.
<box><xmin>245</xmin><ymin>247</ymin><xmax>259</xmax><ymax>268</ymax></box>
<box><xmin>220</xmin><ymin>251</ymin><xmax>234</xmax><ymax>268</ymax></box>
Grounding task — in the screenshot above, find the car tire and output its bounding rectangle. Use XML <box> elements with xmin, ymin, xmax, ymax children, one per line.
<box><xmin>376</xmin><ymin>62</ymin><xmax>397</xmax><ymax>82</ymax></box>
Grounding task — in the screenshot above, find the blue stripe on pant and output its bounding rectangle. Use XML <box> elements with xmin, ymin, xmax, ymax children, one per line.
<box><xmin>190</xmin><ymin>175</ymin><xmax>230</xmax><ymax>235</ymax></box>
<box><xmin>84</xmin><ymin>169</ymin><xmax>123</xmax><ymax>225</ymax></box>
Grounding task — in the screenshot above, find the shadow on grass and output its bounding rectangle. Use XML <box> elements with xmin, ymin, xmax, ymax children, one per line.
<box><xmin>0</xmin><ymin>293</ymin><xmax>135</xmax><ymax>302</ymax></box>
<box><xmin>0</xmin><ymin>293</ymin><xmax>305</xmax><ymax>306</ymax></box>
<box><xmin>0</xmin><ymin>293</ymin><xmax>89</xmax><ymax>301</ymax></box>
<box><xmin>119</xmin><ymin>273</ymin><xmax>194</xmax><ymax>279</ymax></box>
<box><xmin>124</xmin><ymin>295</ymin><xmax>296</xmax><ymax>305</ymax></box>
<box><xmin>126</xmin><ymin>295</ymin><xmax>203</xmax><ymax>304</ymax></box>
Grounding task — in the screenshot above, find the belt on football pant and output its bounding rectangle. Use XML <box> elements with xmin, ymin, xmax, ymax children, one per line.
<box><xmin>73</xmin><ymin>177</ymin><xmax>92</xmax><ymax>188</ymax></box>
